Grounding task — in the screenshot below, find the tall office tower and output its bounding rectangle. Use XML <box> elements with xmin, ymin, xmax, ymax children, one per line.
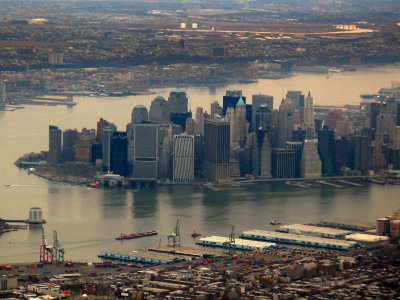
<box><xmin>96</xmin><ymin>118</ymin><xmax>112</xmax><ymax>142</ymax></box>
<box><xmin>300</xmin><ymin>139</ymin><xmax>321</xmax><ymax>178</ymax></box>
<box><xmin>210</xmin><ymin>101</ymin><xmax>223</xmax><ymax>119</ymax></box>
<box><xmin>170</xmin><ymin>112</ymin><xmax>192</xmax><ymax>132</ymax></box>
<box><xmin>195</xmin><ymin>107</ymin><xmax>204</xmax><ymax>135</ymax></box>
<box><xmin>251</xmin><ymin>130</ymin><xmax>272</xmax><ymax>177</ymax></box>
<box><xmin>334</xmin><ymin>138</ymin><xmax>348</xmax><ymax>175</ymax></box>
<box><xmin>203</xmin><ymin>119</ymin><xmax>231</xmax><ymax>180</ymax></box>
<box><xmin>292</xmin><ymin>128</ymin><xmax>306</xmax><ymax>143</ymax></box>
<box><xmin>234</xmin><ymin>98</ymin><xmax>247</xmax><ymax>147</ymax></box>
<box><xmin>277</xmin><ymin>99</ymin><xmax>297</xmax><ymax>147</ymax></box>
<box><xmin>185</xmin><ymin>118</ymin><xmax>196</xmax><ymax>135</ymax></box>
<box><xmin>168</xmin><ymin>88</ymin><xmax>188</xmax><ymax>113</ymax></box>
<box><xmin>226</xmin><ymin>107</ymin><xmax>235</xmax><ymax>149</ymax></box>
<box><xmin>159</xmin><ymin>125</ymin><xmax>174</xmax><ymax>179</ymax></box>
<box><xmin>271</xmin><ymin>148</ymin><xmax>296</xmax><ymax>178</ymax></box>
<box><xmin>0</xmin><ymin>82</ymin><xmax>6</xmax><ymax>106</ymax></box>
<box><xmin>62</xmin><ymin>129</ymin><xmax>78</xmax><ymax>161</ymax></box>
<box><xmin>173</xmin><ymin>134</ymin><xmax>194</xmax><ymax>182</ymax></box>
<box><xmin>223</xmin><ymin>91</ymin><xmax>246</xmax><ymax>116</ymax></box>
<box><xmin>102</xmin><ymin>126</ymin><xmax>115</xmax><ymax>172</ymax></box>
<box><xmin>48</xmin><ymin>125</ymin><xmax>62</xmax><ymax>163</ymax></box>
<box><xmin>194</xmin><ymin>134</ymin><xmax>204</xmax><ymax>175</ymax></box>
<box><xmin>132</xmin><ymin>123</ymin><xmax>160</xmax><ymax>179</ymax></box>
<box><xmin>149</xmin><ymin>96</ymin><xmax>170</xmax><ymax>123</ymax></box>
<box><xmin>350</xmin><ymin>135</ymin><xmax>372</xmax><ymax>172</ymax></box>
<box><xmin>111</xmin><ymin>131</ymin><xmax>128</xmax><ymax>176</ymax></box>
<box><xmin>372</xmin><ymin>135</ymin><xmax>386</xmax><ymax>169</ymax></box>
<box><xmin>254</xmin><ymin>106</ymin><xmax>272</xmax><ymax>132</ymax></box>
<box><xmin>304</xmin><ymin>91</ymin><xmax>314</xmax><ymax>127</ymax></box>
<box><xmin>287</xmin><ymin>141</ymin><xmax>303</xmax><ymax>178</ymax></box>
<box><xmin>286</xmin><ymin>91</ymin><xmax>304</xmax><ymax>123</ymax></box>
<box><xmin>317</xmin><ymin>126</ymin><xmax>335</xmax><ymax>176</ymax></box>
<box><xmin>252</xmin><ymin>94</ymin><xmax>273</xmax><ymax>130</ymax></box>
<box><xmin>393</xmin><ymin>126</ymin><xmax>400</xmax><ymax>148</ymax></box>
<box><xmin>131</xmin><ymin>105</ymin><xmax>149</xmax><ymax>123</ymax></box>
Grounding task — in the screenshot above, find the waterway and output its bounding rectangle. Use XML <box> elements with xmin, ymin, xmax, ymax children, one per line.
<box><xmin>0</xmin><ymin>65</ymin><xmax>400</xmax><ymax>263</ymax></box>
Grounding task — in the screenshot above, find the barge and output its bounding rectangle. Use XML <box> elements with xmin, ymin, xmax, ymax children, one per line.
<box><xmin>115</xmin><ymin>230</ymin><xmax>158</xmax><ymax>240</ymax></box>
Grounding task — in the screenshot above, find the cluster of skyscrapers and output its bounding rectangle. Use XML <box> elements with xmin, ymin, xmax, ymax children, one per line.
<box><xmin>47</xmin><ymin>83</ymin><xmax>400</xmax><ymax>182</ymax></box>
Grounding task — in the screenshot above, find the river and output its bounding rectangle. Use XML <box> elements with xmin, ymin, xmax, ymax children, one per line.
<box><xmin>0</xmin><ymin>65</ymin><xmax>400</xmax><ymax>263</ymax></box>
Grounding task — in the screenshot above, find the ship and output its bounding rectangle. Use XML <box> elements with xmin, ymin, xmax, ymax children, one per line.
<box><xmin>191</xmin><ymin>230</ymin><xmax>201</xmax><ymax>237</ymax></box>
<box><xmin>270</xmin><ymin>220</ymin><xmax>282</xmax><ymax>226</ymax></box>
<box><xmin>115</xmin><ymin>230</ymin><xmax>158</xmax><ymax>240</ymax></box>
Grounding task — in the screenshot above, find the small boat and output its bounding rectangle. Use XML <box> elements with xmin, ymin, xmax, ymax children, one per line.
<box><xmin>4</xmin><ymin>184</ymin><xmax>10</xmax><ymax>187</ymax></box>
<box><xmin>191</xmin><ymin>230</ymin><xmax>201</xmax><ymax>237</ymax></box>
<box><xmin>270</xmin><ymin>220</ymin><xmax>282</xmax><ymax>226</ymax></box>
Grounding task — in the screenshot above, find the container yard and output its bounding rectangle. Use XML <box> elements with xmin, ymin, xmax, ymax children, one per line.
<box><xmin>320</xmin><ymin>218</ymin><xmax>376</xmax><ymax>231</ymax></box>
<box><xmin>197</xmin><ymin>236</ymin><xmax>278</xmax><ymax>250</ymax></box>
<box><xmin>278</xmin><ymin>224</ymin><xmax>353</xmax><ymax>238</ymax></box>
<box><xmin>241</xmin><ymin>230</ymin><xmax>359</xmax><ymax>250</ymax></box>
<box><xmin>98</xmin><ymin>249</ymin><xmax>186</xmax><ymax>264</ymax></box>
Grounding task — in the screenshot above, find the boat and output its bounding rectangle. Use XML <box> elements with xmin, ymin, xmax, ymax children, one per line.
<box><xmin>270</xmin><ymin>220</ymin><xmax>282</xmax><ymax>226</ymax></box>
<box><xmin>191</xmin><ymin>230</ymin><xmax>201</xmax><ymax>237</ymax></box>
<box><xmin>115</xmin><ymin>230</ymin><xmax>158</xmax><ymax>240</ymax></box>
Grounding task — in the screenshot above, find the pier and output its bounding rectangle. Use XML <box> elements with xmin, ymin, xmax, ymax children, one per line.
<box><xmin>149</xmin><ymin>246</ymin><xmax>223</xmax><ymax>258</ymax></box>
<box><xmin>335</xmin><ymin>180</ymin><xmax>363</xmax><ymax>187</ymax></box>
<box><xmin>315</xmin><ymin>180</ymin><xmax>344</xmax><ymax>188</ymax></box>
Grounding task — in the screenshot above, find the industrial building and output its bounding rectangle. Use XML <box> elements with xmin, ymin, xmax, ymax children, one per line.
<box><xmin>320</xmin><ymin>218</ymin><xmax>376</xmax><ymax>231</ymax></box>
<box><xmin>278</xmin><ymin>224</ymin><xmax>352</xmax><ymax>238</ymax></box>
<box><xmin>241</xmin><ymin>229</ymin><xmax>359</xmax><ymax>250</ymax></box>
<box><xmin>197</xmin><ymin>236</ymin><xmax>277</xmax><ymax>251</ymax></box>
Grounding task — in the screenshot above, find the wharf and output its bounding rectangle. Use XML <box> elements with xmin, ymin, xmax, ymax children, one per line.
<box><xmin>335</xmin><ymin>180</ymin><xmax>363</xmax><ymax>187</ymax></box>
<box><xmin>99</xmin><ymin>249</ymin><xmax>186</xmax><ymax>264</ymax></box>
<box><xmin>315</xmin><ymin>180</ymin><xmax>343</xmax><ymax>188</ymax></box>
<box><xmin>320</xmin><ymin>218</ymin><xmax>376</xmax><ymax>231</ymax></box>
<box><xmin>197</xmin><ymin>236</ymin><xmax>277</xmax><ymax>251</ymax></box>
<box><xmin>278</xmin><ymin>224</ymin><xmax>353</xmax><ymax>238</ymax></box>
<box><xmin>149</xmin><ymin>246</ymin><xmax>224</xmax><ymax>258</ymax></box>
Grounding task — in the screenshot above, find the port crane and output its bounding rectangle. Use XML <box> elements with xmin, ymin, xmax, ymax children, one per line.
<box><xmin>223</xmin><ymin>226</ymin><xmax>236</xmax><ymax>254</ymax></box>
<box><xmin>40</xmin><ymin>228</ymin><xmax>53</xmax><ymax>263</ymax></box>
<box><xmin>52</xmin><ymin>231</ymin><xmax>64</xmax><ymax>263</ymax></box>
<box><xmin>168</xmin><ymin>219</ymin><xmax>180</xmax><ymax>247</ymax></box>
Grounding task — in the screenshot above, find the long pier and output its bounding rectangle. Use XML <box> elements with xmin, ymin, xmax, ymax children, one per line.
<box><xmin>315</xmin><ymin>180</ymin><xmax>344</xmax><ymax>188</ymax></box>
<box><xmin>336</xmin><ymin>180</ymin><xmax>363</xmax><ymax>187</ymax></box>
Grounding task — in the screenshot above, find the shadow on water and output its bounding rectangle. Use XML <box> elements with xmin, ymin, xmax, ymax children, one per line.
<box><xmin>101</xmin><ymin>188</ymin><xmax>129</xmax><ymax>219</ymax></box>
<box><xmin>132</xmin><ymin>188</ymin><xmax>158</xmax><ymax>219</ymax></box>
<box><xmin>166</xmin><ymin>185</ymin><xmax>199</xmax><ymax>208</ymax></box>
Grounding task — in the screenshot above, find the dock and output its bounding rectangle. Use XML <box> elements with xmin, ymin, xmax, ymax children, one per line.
<box><xmin>149</xmin><ymin>246</ymin><xmax>224</xmax><ymax>258</ymax></box>
<box><xmin>278</xmin><ymin>224</ymin><xmax>353</xmax><ymax>238</ymax></box>
<box><xmin>335</xmin><ymin>180</ymin><xmax>363</xmax><ymax>187</ymax></box>
<box><xmin>241</xmin><ymin>229</ymin><xmax>359</xmax><ymax>250</ymax></box>
<box><xmin>320</xmin><ymin>218</ymin><xmax>376</xmax><ymax>231</ymax></box>
<box><xmin>315</xmin><ymin>180</ymin><xmax>344</xmax><ymax>188</ymax></box>
<box><xmin>197</xmin><ymin>236</ymin><xmax>277</xmax><ymax>251</ymax></box>
<box><xmin>98</xmin><ymin>249</ymin><xmax>186</xmax><ymax>264</ymax></box>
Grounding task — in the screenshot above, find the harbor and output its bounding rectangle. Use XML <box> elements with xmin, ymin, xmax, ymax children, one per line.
<box><xmin>197</xmin><ymin>236</ymin><xmax>278</xmax><ymax>251</ymax></box>
<box><xmin>98</xmin><ymin>249</ymin><xmax>186</xmax><ymax>264</ymax></box>
<box><xmin>278</xmin><ymin>224</ymin><xmax>353</xmax><ymax>238</ymax></box>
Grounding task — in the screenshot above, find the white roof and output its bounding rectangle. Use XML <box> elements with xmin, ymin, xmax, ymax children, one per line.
<box><xmin>280</xmin><ymin>224</ymin><xmax>352</xmax><ymax>236</ymax></box>
<box><xmin>243</xmin><ymin>229</ymin><xmax>357</xmax><ymax>247</ymax></box>
<box><xmin>345</xmin><ymin>233</ymin><xmax>390</xmax><ymax>243</ymax></box>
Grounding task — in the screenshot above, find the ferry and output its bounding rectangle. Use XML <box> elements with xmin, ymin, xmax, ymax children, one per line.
<box><xmin>115</xmin><ymin>230</ymin><xmax>158</xmax><ymax>240</ymax></box>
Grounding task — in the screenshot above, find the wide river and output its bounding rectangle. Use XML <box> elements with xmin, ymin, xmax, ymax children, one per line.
<box><xmin>1</xmin><ymin>65</ymin><xmax>400</xmax><ymax>264</ymax></box>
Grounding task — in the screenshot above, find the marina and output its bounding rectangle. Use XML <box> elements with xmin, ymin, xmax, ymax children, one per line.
<box><xmin>197</xmin><ymin>236</ymin><xmax>278</xmax><ymax>251</ymax></box>
<box><xmin>278</xmin><ymin>224</ymin><xmax>353</xmax><ymax>238</ymax></box>
<box><xmin>98</xmin><ymin>249</ymin><xmax>186</xmax><ymax>264</ymax></box>
<box><xmin>241</xmin><ymin>230</ymin><xmax>360</xmax><ymax>250</ymax></box>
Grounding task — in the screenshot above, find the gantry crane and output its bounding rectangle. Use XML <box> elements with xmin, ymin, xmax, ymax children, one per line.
<box><xmin>40</xmin><ymin>228</ymin><xmax>53</xmax><ymax>263</ymax></box>
<box><xmin>52</xmin><ymin>231</ymin><xmax>65</xmax><ymax>263</ymax></box>
<box><xmin>223</xmin><ymin>226</ymin><xmax>236</xmax><ymax>254</ymax></box>
<box><xmin>168</xmin><ymin>219</ymin><xmax>181</xmax><ymax>247</ymax></box>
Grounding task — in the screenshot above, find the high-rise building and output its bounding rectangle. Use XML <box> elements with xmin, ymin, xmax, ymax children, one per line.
<box><xmin>168</xmin><ymin>89</ymin><xmax>188</xmax><ymax>113</ymax></box>
<box><xmin>102</xmin><ymin>126</ymin><xmax>115</xmax><ymax>172</ymax></box>
<box><xmin>149</xmin><ymin>96</ymin><xmax>169</xmax><ymax>123</ymax></box>
<box><xmin>132</xmin><ymin>123</ymin><xmax>160</xmax><ymax>179</ymax></box>
<box><xmin>111</xmin><ymin>131</ymin><xmax>128</xmax><ymax>176</ymax></box>
<box><xmin>254</xmin><ymin>106</ymin><xmax>272</xmax><ymax>132</ymax></box>
<box><xmin>170</xmin><ymin>112</ymin><xmax>192</xmax><ymax>132</ymax></box>
<box><xmin>48</xmin><ymin>125</ymin><xmax>62</xmax><ymax>163</ymax></box>
<box><xmin>318</xmin><ymin>126</ymin><xmax>335</xmax><ymax>176</ymax></box>
<box><xmin>287</xmin><ymin>141</ymin><xmax>303</xmax><ymax>178</ymax></box>
<box><xmin>252</xmin><ymin>94</ymin><xmax>273</xmax><ymax>130</ymax></box>
<box><xmin>271</xmin><ymin>148</ymin><xmax>296</xmax><ymax>178</ymax></box>
<box><xmin>210</xmin><ymin>101</ymin><xmax>223</xmax><ymax>119</ymax></box>
<box><xmin>131</xmin><ymin>105</ymin><xmax>149</xmax><ymax>123</ymax></box>
<box><xmin>300</xmin><ymin>139</ymin><xmax>321</xmax><ymax>178</ymax></box>
<box><xmin>350</xmin><ymin>135</ymin><xmax>372</xmax><ymax>172</ymax></box>
<box><xmin>96</xmin><ymin>118</ymin><xmax>111</xmax><ymax>142</ymax></box>
<box><xmin>62</xmin><ymin>129</ymin><xmax>78</xmax><ymax>161</ymax></box>
<box><xmin>304</xmin><ymin>91</ymin><xmax>314</xmax><ymax>127</ymax></box>
<box><xmin>173</xmin><ymin>134</ymin><xmax>194</xmax><ymax>182</ymax></box>
<box><xmin>252</xmin><ymin>130</ymin><xmax>272</xmax><ymax>177</ymax></box>
<box><xmin>185</xmin><ymin>118</ymin><xmax>196</xmax><ymax>135</ymax></box>
<box><xmin>203</xmin><ymin>119</ymin><xmax>231</xmax><ymax>180</ymax></box>
<box><xmin>234</xmin><ymin>98</ymin><xmax>247</xmax><ymax>147</ymax></box>
<box><xmin>223</xmin><ymin>91</ymin><xmax>246</xmax><ymax>116</ymax></box>
<box><xmin>195</xmin><ymin>107</ymin><xmax>204</xmax><ymax>135</ymax></box>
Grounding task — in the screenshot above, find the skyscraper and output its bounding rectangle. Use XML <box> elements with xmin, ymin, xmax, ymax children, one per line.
<box><xmin>252</xmin><ymin>94</ymin><xmax>273</xmax><ymax>130</ymax></box>
<box><xmin>234</xmin><ymin>98</ymin><xmax>247</xmax><ymax>147</ymax></box>
<box><xmin>210</xmin><ymin>101</ymin><xmax>223</xmax><ymax>119</ymax></box>
<box><xmin>149</xmin><ymin>96</ymin><xmax>170</xmax><ymax>123</ymax></box>
<box><xmin>252</xmin><ymin>130</ymin><xmax>272</xmax><ymax>177</ymax></box>
<box><xmin>254</xmin><ymin>106</ymin><xmax>272</xmax><ymax>132</ymax></box>
<box><xmin>318</xmin><ymin>126</ymin><xmax>335</xmax><ymax>176</ymax></box>
<box><xmin>0</xmin><ymin>82</ymin><xmax>6</xmax><ymax>106</ymax></box>
<box><xmin>102</xmin><ymin>126</ymin><xmax>115</xmax><ymax>172</ymax></box>
<box><xmin>304</xmin><ymin>91</ymin><xmax>315</xmax><ymax>127</ymax></box>
<box><xmin>203</xmin><ymin>119</ymin><xmax>230</xmax><ymax>180</ymax></box>
<box><xmin>223</xmin><ymin>91</ymin><xmax>246</xmax><ymax>116</ymax></box>
<box><xmin>170</xmin><ymin>112</ymin><xmax>192</xmax><ymax>132</ymax></box>
<box><xmin>168</xmin><ymin>88</ymin><xmax>188</xmax><ymax>113</ymax></box>
<box><xmin>287</xmin><ymin>141</ymin><xmax>303</xmax><ymax>178</ymax></box>
<box><xmin>173</xmin><ymin>134</ymin><xmax>194</xmax><ymax>182</ymax></box>
<box><xmin>48</xmin><ymin>125</ymin><xmax>62</xmax><ymax>163</ymax></box>
<box><xmin>300</xmin><ymin>139</ymin><xmax>321</xmax><ymax>178</ymax></box>
<box><xmin>111</xmin><ymin>131</ymin><xmax>128</xmax><ymax>176</ymax></box>
<box><xmin>195</xmin><ymin>107</ymin><xmax>204</xmax><ymax>135</ymax></box>
<box><xmin>132</xmin><ymin>123</ymin><xmax>160</xmax><ymax>179</ymax></box>
<box><xmin>62</xmin><ymin>129</ymin><xmax>78</xmax><ymax>161</ymax></box>
<box><xmin>131</xmin><ymin>105</ymin><xmax>149</xmax><ymax>123</ymax></box>
<box><xmin>351</xmin><ymin>135</ymin><xmax>372</xmax><ymax>172</ymax></box>
<box><xmin>271</xmin><ymin>148</ymin><xmax>296</xmax><ymax>178</ymax></box>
